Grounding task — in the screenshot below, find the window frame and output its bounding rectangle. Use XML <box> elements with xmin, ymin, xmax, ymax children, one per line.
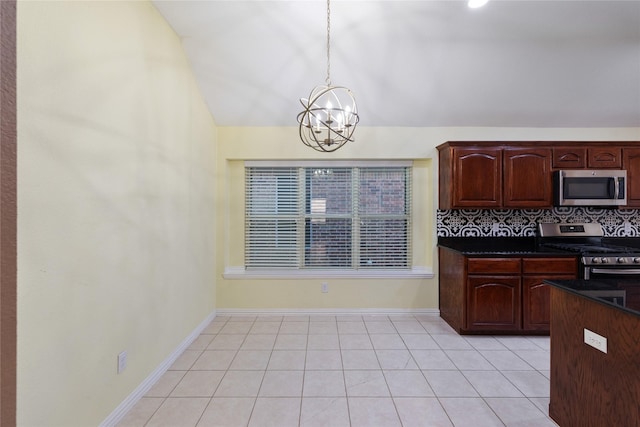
<box><xmin>238</xmin><ymin>160</ymin><xmax>428</xmax><ymax>278</ymax></box>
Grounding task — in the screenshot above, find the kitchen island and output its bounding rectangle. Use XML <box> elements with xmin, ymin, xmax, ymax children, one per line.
<box><xmin>545</xmin><ymin>279</ymin><xmax>640</xmax><ymax>427</ymax></box>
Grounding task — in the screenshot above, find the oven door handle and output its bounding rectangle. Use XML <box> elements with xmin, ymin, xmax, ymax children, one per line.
<box><xmin>591</xmin><ymin>268</ymin><xmax>640</xmax><ymax>275</ymax></box>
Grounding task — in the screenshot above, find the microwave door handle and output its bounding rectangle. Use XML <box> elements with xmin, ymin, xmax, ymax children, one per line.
<box><xmin>614</xmin><ymin>177</ymin><xmax>620</xmax><ymax>200</ymax></box>
<box><xmin>609</xmin><ymin>178</ymin><xmax>618</xmax><ymax>199</ymax></box>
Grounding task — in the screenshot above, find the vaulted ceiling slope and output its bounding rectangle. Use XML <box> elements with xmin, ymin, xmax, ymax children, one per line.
<box><xmin>152</xmin><ymin>0</ymin><xmax>640</xmax><ymax>128</ymax></box>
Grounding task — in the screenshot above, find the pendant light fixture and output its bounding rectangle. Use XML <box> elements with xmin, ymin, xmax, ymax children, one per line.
<box><xmin>297</xmin><ymin>0</ymin><xmax>359</xmax><ymax>152</ymax></box>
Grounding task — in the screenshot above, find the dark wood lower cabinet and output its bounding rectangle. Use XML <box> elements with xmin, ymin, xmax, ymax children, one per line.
<box><xmin>467</xmin><ymin>276</ymin><xmax>521</xmax><ymax>331</ymax></box>
<box><xmin>439</xmin><ymin>248</ymin><xmax>577</xmax><ymax>334</ymax></box>
<box><xmin>522</xmin><ymin>258</ymin><xmax>577</xmax><ymax>331</ymax></box>
<box><xmin>549</xmin><ymin>287</ymin><xmax>640</xmax><ymax>427</ymax></box>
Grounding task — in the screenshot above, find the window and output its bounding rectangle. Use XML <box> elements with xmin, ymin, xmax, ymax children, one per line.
<box><xmin>245</xmin><ymin>163</ymin><xmax>411</xmax><ymax>270</ymax></box>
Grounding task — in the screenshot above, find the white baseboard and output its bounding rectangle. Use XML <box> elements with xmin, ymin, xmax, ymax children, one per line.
<box><xmin>100</xmin><ymin>310</ymin><xmax>217</xmax><ymax>427</ymax></box>
<box><xmin>216</xmin><ymin>308</ymin><xmax>440</xmax><ymax>317</ymax></box>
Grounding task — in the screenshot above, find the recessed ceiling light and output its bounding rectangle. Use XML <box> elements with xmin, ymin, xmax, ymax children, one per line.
<box><xmin>468</xmin><ymin>0</ymin><xmax>489</xmax><ymax>8</ymax></box>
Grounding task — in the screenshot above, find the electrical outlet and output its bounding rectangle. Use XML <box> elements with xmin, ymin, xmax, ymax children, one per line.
<box><xmin>624</xmin><ymin>222</ymin><xmax>632</xmax><ymax>235</ymax></box>
<box><xmin>117</xmin><ymin>351</ymin><xmax>128</xmax><ymax>374</ymax></box>
<box><xmin>492</xmin><ymin>223</ymin><xmax>500</xmax><ymax>233</ymax></box>
<box><xmin>321</xmin><ymin>282</ymin><xmax>329</xmax><ymax>293</ymax></box>
<box><xmin>584</xmin><ymin>329</ymin><xmax>607</xmax><ymax>353</ymax></box>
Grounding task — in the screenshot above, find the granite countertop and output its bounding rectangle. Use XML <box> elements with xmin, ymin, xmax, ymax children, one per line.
<box><xmin>438</xmin><ymin>236</ymin><xmax>640</xmax><ymax>257</ymax></box>
<box><xmin>437</xmin><ymin>237</ymin><xmax>574</xmax><ymax>256</ymax></box>
<box><xmin>544</xmin><ymin>278</ymin><xmax>640</xmax><ymax>317</ymax></box>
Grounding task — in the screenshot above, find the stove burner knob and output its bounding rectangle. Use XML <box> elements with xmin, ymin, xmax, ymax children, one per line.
<box><xmin>634</xmin><ymin>257</ymin><xmax>640</xmax><ymax>264</ymax></box>
<box><xmin>592</xmin><ymin>257</ymin><xmax>601</xmax><ymax>264</ymax></box>
<box><xmin>617</xmin><ymin>257</ymin><xmax>628</xmax><ymax>264</ymax></box>
<box><xmin>601</xmin><ymin>258</ymin><xmax>609</xmax><ymax>264</ymax></box>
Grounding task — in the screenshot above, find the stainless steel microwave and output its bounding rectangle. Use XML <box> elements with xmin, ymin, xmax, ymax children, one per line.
<box><xmin>554</xmin><ymin>169</ymin><xmax>627</xmax><ymax>206</ymax></box>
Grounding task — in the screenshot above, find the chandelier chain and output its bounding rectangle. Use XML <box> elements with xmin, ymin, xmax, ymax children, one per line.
<box><xmin>326</xmin><ymin>0</ymin><xmax>331</xmax><ymax>86</ymax></box>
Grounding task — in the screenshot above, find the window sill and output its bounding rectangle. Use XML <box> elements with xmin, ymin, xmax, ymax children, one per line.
<box><xmin>222</xmin><ymin>266</ymin><xmax>434</xmax><ymax>280</ymax></box>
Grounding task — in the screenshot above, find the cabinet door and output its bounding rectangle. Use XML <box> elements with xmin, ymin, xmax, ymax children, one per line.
<box><xmin>553</xmin><ymin>147</ymin><xmax>586</xmax><ymax>169</ymax></box>
<box><xmin>522</xmin><ymin>277</ymin><xmax>552</xmax><ymax>331</ymax></box>
<box><xmin>588</xmin><ymin>147</ymin><xmax>622</xmax><ymax>168</ymax></box>
<box><xmin>522</xmin><ymin>258</ymin><xmax>577</xmax><ymax>331</ymax></box>
<box><xmin>623</xmin><ymin>148</ymin><xmax>640</xmax><ymax>207</ymax></box>
<box><xmin>452</xmin><ymin>148</ymin><xmax>502</xmax><ymax>208</ymax></box>
<box><xmin>467</xmin><ymin>276</ymin><xmax>521</xmax><ymax>331</ymax></box>
<box><xmin>503</xmin><ymin>148</ymin><xmax>552</xmax><ymax>208</ymax></box>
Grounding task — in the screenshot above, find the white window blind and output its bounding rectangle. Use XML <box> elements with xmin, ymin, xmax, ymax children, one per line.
<box><xmin>245</xmin><ymin>167</ymin><xmax>299</xmax><ymax>268</ymax></box>
<box><xmin>245</xmin><ymin>165</ymin><xmax>411</xmax><ymax>270</ymax></box>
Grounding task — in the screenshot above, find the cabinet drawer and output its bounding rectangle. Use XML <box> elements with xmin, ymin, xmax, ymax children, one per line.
<box><xmin>468</xmin><ymin>258</ymin><xmax>521</xmax><ymax>274</ymax></box>
<box><xmin>523</xmin><ymin>257</ymin><xmax>577</xmax><ymax>274</ymax></box>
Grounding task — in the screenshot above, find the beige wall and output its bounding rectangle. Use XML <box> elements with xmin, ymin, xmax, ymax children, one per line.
<box><xmin>216</xmin><ymin>127</ymin><xmax>439</xmax><ymax>310</ymax></box>
<box><xmin>17</xmin><ymin>1</ymin><xmax>217</xmax><ymax>425</ymax></box>
<box><xmin>216</xmin><ymin>127</ymin><xmax>640</xmax><ymax>310</ymax></box>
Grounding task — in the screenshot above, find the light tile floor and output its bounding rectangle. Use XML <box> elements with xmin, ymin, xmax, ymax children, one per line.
<box><xmin>117</xmin><ymin>315</ymin><xmax>558</xmax><ymax>427</ymax></box>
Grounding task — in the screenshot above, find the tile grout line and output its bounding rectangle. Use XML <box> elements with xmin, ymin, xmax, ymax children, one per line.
<box><xmin>336</xmin><ymin>316</ymin><xmax>352</xmax><ymax>426</ymax></box>
<box><xmin>387</xmin><ymin>315</ymin><xmax>417</xmax><ymax>426</ymax></box>
<box><xmin>191</xmin><ymin>317</ymin><xmax>232</xmax><ymax>427</ymax></box>
<box><xmin>240</xmin><ymin>315</ymin><xmax>269</xmax><ymax>427</ymax></box>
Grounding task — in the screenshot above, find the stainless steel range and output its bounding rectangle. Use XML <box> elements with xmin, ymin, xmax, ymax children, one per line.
<box><xmin>538</xmin><ymin>223</ymin><xmax>640</xmax><ymax>281</ymax></box>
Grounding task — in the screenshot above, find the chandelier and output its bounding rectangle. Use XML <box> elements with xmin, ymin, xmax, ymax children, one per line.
<box><xmin>297</xmin><ymin>0</ymin><xmax>359</xmax><ymax>152</ymax></box>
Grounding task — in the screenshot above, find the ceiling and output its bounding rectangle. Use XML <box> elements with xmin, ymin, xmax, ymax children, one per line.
<box><xmin>152</xmin><ymin>0</ymin><xmax>640</xmax><ymax>128</ymax></box>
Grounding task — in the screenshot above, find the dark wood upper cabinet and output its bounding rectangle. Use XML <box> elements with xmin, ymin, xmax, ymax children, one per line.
<box><xmin>552</xmin><ymin>146</ymin><xmax>622</xmax><ymax>169</ymax></box>
<box><xmin>623</xmin><ymin>148</ymin><xmax>640</xmax><ymax>207</ymax></box>
<box><xmin>503</xmin><ymin>148</ymin><xmax>552</xmax><ymax>208</ymax></box>
<box><xmin>553</xmin><ymin>147</ymin><xmax>586</xmax><ymax>168</ymax></box>
<box><xmin>438</xmin><ymin>141</ymin><xmax>639</xmax><ymax>209</ymax></box>
<box><xmin>439</xmin><ymin>147</ymin><xmax>502</xmax><ymax>209</ymax></box>
<box><xmin>587</xmin><ymin>147</ymin><xmax>622</xmax><ymax>168</ymax></box>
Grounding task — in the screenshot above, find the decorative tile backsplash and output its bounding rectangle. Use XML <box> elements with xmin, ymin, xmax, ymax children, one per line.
<box><xmin>437</xmin><ymin>207</ymin><xmax>640</xmax><ymax>237</ymax></box>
